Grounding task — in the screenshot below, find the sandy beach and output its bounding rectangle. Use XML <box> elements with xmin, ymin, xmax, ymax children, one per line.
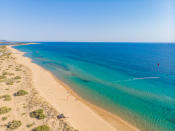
<box><xmin>3</xmin><ymin>45</ymin><xmax>140</xmax><ymax>131</ymax></box>
<box><xmin>0</xmin><ymin>45</ymin><xmax>74</xmax><ymax>131</ymax></box>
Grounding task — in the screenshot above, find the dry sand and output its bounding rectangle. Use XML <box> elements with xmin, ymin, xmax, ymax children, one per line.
<box><xmin>6</xmin><ymin>45</ymin><xmax>140</xmax><ymax>131</ymax></box>
<box><xmin>0</xmin><ymin>46</ymin><xmax>74</xmax><ymax>131</ymax></box>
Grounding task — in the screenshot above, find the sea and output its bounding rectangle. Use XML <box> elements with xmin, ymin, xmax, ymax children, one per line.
<box><xmin>14</xmin><ymin>42</ymin><xmax>175</xmax><ymax>131</ymax></box>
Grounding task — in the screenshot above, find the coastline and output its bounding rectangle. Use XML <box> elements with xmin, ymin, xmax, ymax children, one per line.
<box><xmin>16</xmin><ymin>42</ymin><xmax>40</xmax><ymax>45</ymax></box>
<box><xmin>0</xmin><ymin>45</ymin><xmax>74</xmax><ymax>130</ymax></box>
<box><xmin>8</xmin><ymin>45</ymin><xmax>139</xmax><ymax>131</ymax></box>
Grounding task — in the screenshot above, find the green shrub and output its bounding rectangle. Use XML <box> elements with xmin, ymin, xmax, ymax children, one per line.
<box><xmin>14</xmin><ymin>76</ymin><xmax>21</xmax><ymax>79</ymax></box>
<box><xmin>6</xmin><ymin>79</ymin><xmax>14</xmax><ymax>85</ymax></box>
<box><xmin>30</xmin><ymin>109</ymin><xmax>45</xmax><ymax>119</ymax></box>
<box><xmin>0</xmin><ymin>75</ymin><xmax>6</xmax><ymax>79</ymax></box>
<box><xmin>21</xmin><ymin>112</ymin><xmax>26</xmax><ymax>116</ymax></box>
<box><xmin>9</xmin><ymin>73</ymin><xmax>15</xmax><ymax>76</ymax></box>
<box><xmin>0</xmin><ymin>79</ymin><xmax>4</xmax><ymax>82</ymax></box>
<box><xmin>16</xmin><ymin>81</ymin><xmax>21</xmax><ymax>83</ymax></box>
<box><xmin>14</xmin><ymin>90</ymin><xmax>28</xmax><ymax>96</ymax></box>
<box><xmin>2</xmin><ymin>116</ymin><xmax>8</xmax><ymax>121</ymax></box>
<box><xmin>0</xmin><ymin>94</ymin><xmax>12</xmax><ymax>101</ymax></box>
<box><xmin>6</xmin><ymin>81</ymin><xmax>14</xmax><ymax>85</ymax></box>
<box><xmin>15</xmin><ymin>68</ymin><xmax>21</xmax><ymax>71</ymax></box>
<box><xmin>33</xmin><ymin>125</ymin><xmax>49</xmax><ymax>131</ymax></box>
<box><xmin>0</xmin><ymin>106</ymin><xmax>11</xmax><ymax>115</ymax></box>
<box><xmin>7</xmin><ymin>120</ymin><xmax>22</xmax><ymax>129</ymax></box>
<box><xmin>2</xmin><ymin>72</ymin><xmax>8</xmax><ymax>76</ymax></box>
<box><xmin>26</xmin><ymin>122</ymin><xmax>35</xmax><ymax>128</ymax></box>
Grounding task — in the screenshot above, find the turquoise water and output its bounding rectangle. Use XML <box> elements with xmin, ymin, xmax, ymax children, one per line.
<box><xmin>14</xmin><ymin>42</ymin><xmax>175</xmax><ymax>131</ymax></box>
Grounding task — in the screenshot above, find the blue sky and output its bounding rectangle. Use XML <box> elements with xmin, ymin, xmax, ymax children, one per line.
<box><xmin>0</xmin><ymin>0</ymin><xmax>174</xmax><ymax>42</ymax></box>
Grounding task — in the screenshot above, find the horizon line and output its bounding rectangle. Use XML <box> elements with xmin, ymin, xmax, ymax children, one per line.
<box><xmin>7</xmin><ymin>40</ymin><xmax>175</xmax><ymax>43</ymax></box>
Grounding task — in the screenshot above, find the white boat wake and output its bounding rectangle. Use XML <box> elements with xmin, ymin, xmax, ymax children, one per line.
<box><xmin>114</xmin><ymin>77</ymin><xmax>160</xmax><ymax>83</ymax></box>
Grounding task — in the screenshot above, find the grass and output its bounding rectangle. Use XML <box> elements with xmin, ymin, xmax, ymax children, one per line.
<box><xmin>33</xmin><ymin>125</ymin><xmax>49</xmax><ymax>131</ymax></box>
<box><xmin>0</xmin><ymin>94</ymin><xmax>12</xmax><ymax>101</ymax></box>
<box><xmin>7</xmin><ymin>120</ymin><xmax>22</xmax><ymax>130</ymax></box>
<box><xmin>0</xmin><ymin>106</ymin><xmax>11</xmax><ymax>115</ymax></box>
<box><xmin>30</xmin><ymin>109</ymin><xmax>46</xmax><ymax>119</ymax></box>
<box><xmin>14</xmin><ymin>90</ymin><xmax>28</xmax><ymax>96</ymax></box>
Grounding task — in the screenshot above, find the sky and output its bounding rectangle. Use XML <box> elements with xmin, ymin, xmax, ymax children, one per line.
<box><xmin>0</xmin><ymin>0</ymin><xmax>174</xmax><ymax>42</ymax></box>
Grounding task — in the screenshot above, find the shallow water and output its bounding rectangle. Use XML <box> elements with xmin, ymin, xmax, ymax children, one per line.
<box><xmin>14</xmin><ymin>42</ymin><xmax>175</xmax><ymax>131</ymax></box>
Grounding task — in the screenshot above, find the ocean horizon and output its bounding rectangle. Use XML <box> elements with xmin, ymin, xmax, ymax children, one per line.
<box><xmin>14</xmin><ymin>42</ymin><xmax>175</xmax><ymax>131</ymax></box>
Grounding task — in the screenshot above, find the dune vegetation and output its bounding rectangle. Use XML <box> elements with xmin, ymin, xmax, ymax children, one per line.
<box><xmin>0</xmin><ymin>45</ymin><xmax>77</xmax><ymax>131</ymax></box>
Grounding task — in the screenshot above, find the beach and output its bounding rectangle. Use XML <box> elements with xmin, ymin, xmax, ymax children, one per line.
<box><xmin>0</xmin><ymin>45</ymin><xmax>74</xmax><ymax>131</ymax></box>
<box><xmin>3</xmin><ymin>45</ymin><xmax>140</xmax><ymax>131</ymax></box>
<box><xmin>1</xmin><ymin>0</ymin><xmax>174</xmax><ymax>130</ymax></box>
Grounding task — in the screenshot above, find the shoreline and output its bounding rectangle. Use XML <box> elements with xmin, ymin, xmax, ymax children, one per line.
<box><xmin>8</xmin><ymin>45</ymin><xmax>139</xmax><ymax>131</ymax></box>
<box><xmin>0</xmin><ymin>45</ymin><xmax>74</xmax><ymax>130</ymax></box>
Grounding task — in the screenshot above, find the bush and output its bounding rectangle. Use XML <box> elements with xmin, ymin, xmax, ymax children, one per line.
<box><xmin>7</xmin><ymin>120</ymin><xmax>22</xmax><ymax>129</ymax></box>
<box><xmin>0</xmin><ymin>94</ymin><xmax>12</xmax><ymax>101</ymax></box>
<box><xmin>2</xmin><ymin>72</ymin><xmax>8</xmax><ymax>76</ymax></box>
<box><xmin>2</xmin><ymin>116</ymin><xmax>8</xmax><ymax>121</ymax></box>
<box><xmin>14</xmin><ymin>76</ymin><xmax>21</xmax><ymax>79</ymax></box>
<box><xmin>14</xmin><ymin>90</ymin><xmax>28</xmax><ymax>96</ymax></box>
<box><xmin>16</xmin><ymin>81</ymin><xmax>21</xmax><ymax>83</ymax></box>
<box><xmin>26</xmin><ymin>122</ymin><xmax>35</xmax><ymax>128</ymax></box>
<box><xmin>33</xmin><ymin>125</ymin><xmax>49</xmax><ymax>131</ymax></box>
<box><xmin>21</xmin><ymin>112</ymin><xmax>26</xmax><ymax>116</ymax></box>
<box><xmin>0</xmin><ymin>75</ymin><xmax>6</xmax><ymax>79</ymax></box>
<box><xmin>0</xmin><ymin>79</ymin><xmax>4</xmax><ymax>82</ymax></box>
<box><xmin>9</xmin><ymin>73</ymin><xmax>15</xmax><ymax>76</ymax></box>
<box><xmin>30</xmin><ymin>109</ymin><xmax>45</xmax><ymax>119</ymax></box>
<box><xmin>6</xmin><ymin>81</ymin><xmax>14</xmax><ymax>85</ymax></box>
<box><xmin>6</xmin><ymin>79</ymin><xmax>14</xmax><ymax>85</ymax></box>
<box><xmin>15</xmin><ymin>68</ymin><xmax>22</xmax><ymax>71</ymax></box>
<box><xmin>0</xmin><ymin>106</ymin><xmax>11</xmax><ymax>115</ymax></box>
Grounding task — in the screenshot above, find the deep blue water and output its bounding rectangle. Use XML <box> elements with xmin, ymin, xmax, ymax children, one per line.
<box><xmin>14</xmin><ymin>42</ymin><xmax>175</xmax><ymax>131</ymax></box>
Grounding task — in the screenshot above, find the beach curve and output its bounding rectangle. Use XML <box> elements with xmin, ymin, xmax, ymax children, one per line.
<box><xmin>8</xmin><ymin>45</ymin><xmax>139</xmax><ymax>131</ymax></box>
